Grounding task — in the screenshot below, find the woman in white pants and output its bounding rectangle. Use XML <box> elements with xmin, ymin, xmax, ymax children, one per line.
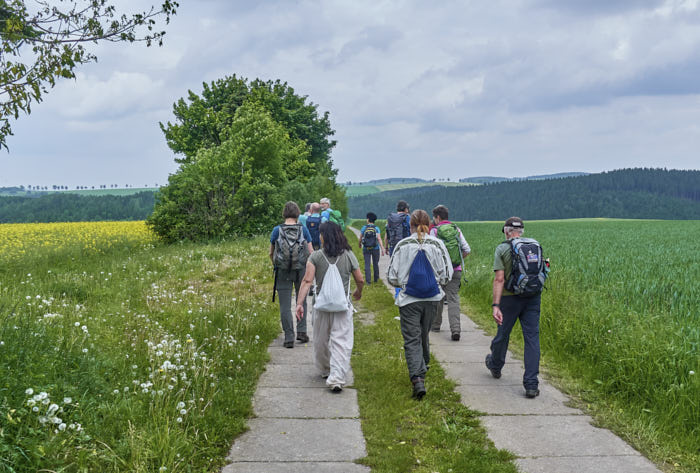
<box><xmin>296</xmin><ymin>222</ymin><xmax>364</xmax><ymax>392</ymax></box>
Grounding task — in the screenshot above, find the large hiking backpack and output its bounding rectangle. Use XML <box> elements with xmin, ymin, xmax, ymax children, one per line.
<box><xmin>361</xmin><ymin>225</ymin><xmax>378</xmax><ymax>250</ymax></box>
<box><xmin>387</xmin><ymin>212</ymin><xmax>410</xmax><ymax>248</ymax></box>
<box><xmin>328</xmin><ymin>209</ymin><xmax>345</xmax><ymax>231</ymax></box>
<box><xmin>273</xmin><ymin>224</ymin><xmax>309</xmax><ymax>272</ymax></box>
<box><xmin>404</xmin><ymin>243</ymin><xmax>440</xmax><ymax>298</ymax></box>
<box><xmin>504</xmin><ymin>237</ymin><xmax>548</xmax><ymax>296</ymax></box>
<box><xmin>436</xmin><ymin>223</ymin><xmax>462</xmax><ymax>267</ymax></box>
<box><xmin>306</xmin><ymin>215</ymin><xmax>321</xmax><ymax>247</ymax></box>
<box><xmin>314</xmin><ymin>252</ymin><xmax>351</xmax><ymax>312</ymax></box>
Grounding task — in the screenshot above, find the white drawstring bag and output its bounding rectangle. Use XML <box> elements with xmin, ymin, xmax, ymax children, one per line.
<box><xmin>314</xmin><ymin>252</ymin><xmax>350</xmax><ymax>312</ymax></box>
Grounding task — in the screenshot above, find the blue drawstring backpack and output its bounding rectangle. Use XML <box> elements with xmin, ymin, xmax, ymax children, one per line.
<box><xmin>404</xmin><ymin>245</ymin><xmax>440</xmax><ymax>298</ymax></box>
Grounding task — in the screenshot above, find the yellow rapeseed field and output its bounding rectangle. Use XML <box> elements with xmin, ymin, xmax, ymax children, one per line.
<box><xmin>0</xmin><ymin>221</ymin><xmax>156</xmax><ymax>260</ymax></box>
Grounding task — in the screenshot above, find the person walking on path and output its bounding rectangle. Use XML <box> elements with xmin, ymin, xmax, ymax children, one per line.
<box><xmin>296</xmin><ymin>222</ymin><xmax>364</xmax><ymax>392</ymax></box>
<box><xmin>430</xmin><ymin>205</ymin><xmax>471</xmax><ymax>341</ymax></box>
<box><xmin>486</xmin><ymin>216</ymin><xmax>548</xmax><ymax>398</ymax></box>
<box><xmin>359</xmin><ymin>212</ymin><xmax>386</xmax><ymax>285</ymax></box>
<box><xmin>270</xmin><ymin>201</ymin><xmax>314</xmax><ymax>348</ymax></box>
<box><xmin>305</xmin><ymin>202</ymin><xmax>322</xmax><ymax>251</ymax></box>
<box><xmin>384</xmin><ymin>200</ymin><xmax>411</xmax><ymax>256</ymax></box>
<box><xmin>298</xmin><ymin>202</ymin><xmax>312</xmax><ymax>227</ymax></box>
<box><xmin>387</xmin><ymin>209</ymin><xmax>453</xmax><ymax>399</ymax></box>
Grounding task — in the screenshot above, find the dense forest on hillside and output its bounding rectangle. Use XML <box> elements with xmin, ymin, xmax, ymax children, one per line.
<box><xmin>0</xmin><ymin>192</ymin><xmax>155</xmax><ymax>223</ymax></box>
<box><xmin>349</xmin><ymin>168</ymin><xmax>700</xmax><ymax>220</ymax></box>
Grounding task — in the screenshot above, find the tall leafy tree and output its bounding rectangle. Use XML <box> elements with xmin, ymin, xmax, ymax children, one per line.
<box><xmin>0</xmin><ymin>0</ymin><xmax>178</xmax><ymax>150</ymax></box>
<box><xmin>148</xmin><ymin>102</ymin><xmax>314</xmax><ymax>241</ymax></box>
<box><xmin>160</xmin><ymin>75</ymin><xmax>337</xmax><ymax>175</ymax></box>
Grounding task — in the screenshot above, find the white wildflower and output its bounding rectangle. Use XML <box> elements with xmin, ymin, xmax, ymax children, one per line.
<box><xmin>25</xmin><ymin>388</ymin><xmax>34</xmax><ymax>395</ymax></box>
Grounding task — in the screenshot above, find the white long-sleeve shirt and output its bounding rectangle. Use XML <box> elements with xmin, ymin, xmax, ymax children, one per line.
<box><xmin>387</xmin><ymin>233</ymin><xmax>454</xmax><ymax>307</ymax></box>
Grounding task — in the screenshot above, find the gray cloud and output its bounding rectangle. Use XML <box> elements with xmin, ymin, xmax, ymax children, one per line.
<box><xmin>2</xmin><ymin>0</ymin><xmax>700</xmax><ymax>189</ymax></box>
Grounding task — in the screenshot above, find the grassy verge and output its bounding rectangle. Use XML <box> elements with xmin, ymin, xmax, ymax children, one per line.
<box><xmin>347</xmin><ymin>228</ymin><xmax>517</xmax><ymax>473</ymax></box>
<box><xmin>0</xmin><ymin>223</ymin><xmax>279</xmax><ymax>472</ymax></box>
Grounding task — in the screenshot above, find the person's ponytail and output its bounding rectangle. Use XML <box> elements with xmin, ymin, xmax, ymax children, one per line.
<box><xmin>410</xmin><ymin>209</ymin><xmax>431</xmax><ymax>242</ymax></box>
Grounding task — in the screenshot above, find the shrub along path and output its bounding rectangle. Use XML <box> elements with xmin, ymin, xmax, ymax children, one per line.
<box><xmin>222</xmin><ymin>315</ymin><xmax>370</xmax><ymax>472</ymax></box>
<box><xmin>349</xmin><ymin>227</ymin><xmax>661</xmax><ymax>473</ymax></box>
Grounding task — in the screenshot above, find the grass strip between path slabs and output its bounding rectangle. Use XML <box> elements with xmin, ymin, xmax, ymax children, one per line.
<box><xmin>347</xmin><ymin>228</ymin><xmax>517</xmax><ymax>473</ymax></box>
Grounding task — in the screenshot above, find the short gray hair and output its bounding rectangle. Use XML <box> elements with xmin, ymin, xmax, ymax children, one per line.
<box><xmin>504</xmin><ymin>226</ymin><xmax>524</xmax><ymax>238</ymax></box>
<box><xmin>320</xmin><ymin>197</ymin><xmax>330</xmax><ymax>205</ymax></box>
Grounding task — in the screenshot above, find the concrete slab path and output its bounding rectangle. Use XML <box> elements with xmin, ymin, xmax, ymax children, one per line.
<box><xmin>223</xmin><ymin>311</ymin><xmax>369</xmax><ymax>472</ymax></box>
<box><xmin>350</xmin><ymin>226</ymin><xmax>661</xmax><ymax>473</ymax></box>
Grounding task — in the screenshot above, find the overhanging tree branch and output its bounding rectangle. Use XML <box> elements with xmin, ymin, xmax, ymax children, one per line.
<box><xmin>0</xmin><ymin>0</ymin><xmax>179</xmax><ymax>151</ymax></box>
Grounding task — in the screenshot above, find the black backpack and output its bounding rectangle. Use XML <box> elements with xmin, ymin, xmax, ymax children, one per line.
<box><xmin>274</xmin><ymin>224</ymin><xmax>309</xmax><ymax>272</ymax></box>
<box><xmin>361</xmin><ymin>225</ymin><xmax>378</xmax><ymax>250</ymax></box>
<box><xmin>504</xmin><ymin>238</ymin><xmax>549</xmax><ymax>296</ymax></box>
<box><xmin>386</xmin><ymin>212</ymin><xmax>409</xmax><ymax>248</ymax></box>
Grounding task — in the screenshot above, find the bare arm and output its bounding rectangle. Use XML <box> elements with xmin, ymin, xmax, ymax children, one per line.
<box><xmin>307</xmin><ymin>242</ymin><xmax>314</xmax><ymax>254</ymax></box>
<box><xmin>269</xmin><ymin>244</ymin><xmax>275</xmax><ymax>263</ymax></box>
<box><xmin>351</xmin><ymin>268</ymin><xmax>364</xmax><ymax>300</ymax></box>
<box><xmin>492</xmin><ymin>270</ymin><xmax>505</xmax><ymax>325</ymax></box>
<box><xmin>295</xmin><ymin>261</ymin><xmax>316</xmax><ymax>320</ymax></box>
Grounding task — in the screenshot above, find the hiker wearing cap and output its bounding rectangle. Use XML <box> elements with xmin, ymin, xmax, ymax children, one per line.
<box><xmin>295</xmin><ymin>222</ymin><xmax>364</xmax><ymax>392</ymax></box>
<box><xmin>485</xmin><ymin>217</ymin><xmax>549</xmax><ymax>399</ymax></box>
<box><xmin>430</xmin><ymin>205</ymin><xmax>471</xmax><ymax>341</ymax></box>
<box><xmin>387</xmin><ymin>209</ymin><xmax>453</xmax><ymax>399</ymax></box>
<box><xmin>270</xmin><ymin>202</ymin><xmax>314</xmax><ymax>348</ymax></box>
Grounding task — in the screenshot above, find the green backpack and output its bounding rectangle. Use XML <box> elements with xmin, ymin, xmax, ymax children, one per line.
<box><xmin>328</xmin><ymin>209</ymin><xmax>345</xmax><ymax>231</ymax></box>
<box><xmin>436</xmin><ymin>223</ymin><xmax>462</xmax><ymax>267</ymax></box>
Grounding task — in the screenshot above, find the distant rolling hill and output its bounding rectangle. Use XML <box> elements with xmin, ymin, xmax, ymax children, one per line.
<box><xmin>348</xmin><ymin>168</ymin><xmax>700</xmax><ymax>220</ymax></box>
<box><xmin>343</xmin><ymin>172</ymin><xmax>589</xmax><ymax>196</ymax></box>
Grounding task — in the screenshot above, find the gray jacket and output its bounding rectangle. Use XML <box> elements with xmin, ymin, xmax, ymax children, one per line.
<box><xmin>387</xmin><ymin>233</ymin><xmax>454</xmax><ymax>307</ymax></box>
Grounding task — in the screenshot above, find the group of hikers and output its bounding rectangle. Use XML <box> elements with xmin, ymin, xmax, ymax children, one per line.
<box><xmin>270</xmin><ymin>198</ymin><xmax>549</xmax><ymax>400</ymax></box>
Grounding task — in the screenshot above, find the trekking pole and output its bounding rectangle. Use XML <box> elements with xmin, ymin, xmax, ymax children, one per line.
<box><xmin>272</xmin><ymin>267</ymin><xmax>278</xmax><ymax>303</ymax></box>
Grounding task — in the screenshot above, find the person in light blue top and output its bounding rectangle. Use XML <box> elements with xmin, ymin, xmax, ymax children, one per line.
<box><xmin>298</xmin><ymin>202</ymin><xmax>312</xmax><ymax>227</ymax></box>
<box><xmin>320</xmin><ymin>197</ymin><xmax>332</xmax><ymax>222</ymax></box>
<box><xmin>359</xmin><ymin>212</ymin><xmax>386</xmax><ymax>284</ymax></box>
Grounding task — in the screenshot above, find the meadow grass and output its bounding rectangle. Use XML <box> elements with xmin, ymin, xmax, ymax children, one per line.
<box><xmin>455</xmin><ymin>219</ymin><xmax>699</xmax><ymax>472</ymax></box>
<box><xmin>0</xmin><ymin>222</ymin><xmax>279</xmax><ymax>472</ymax></box>
<box><xmin>347</xmin><ymin>229</ymin><xmax>517</xmax><ymax>473</ymax></box>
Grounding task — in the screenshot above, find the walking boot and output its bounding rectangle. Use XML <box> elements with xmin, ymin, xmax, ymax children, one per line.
<box><xmin>411</xmin><ymin>377</ymin><xmax>426</xmax><ymax>400</ymax></box>
<box><xmin>296</xmin><ymin>332</ymin><xmax>309</xmax><ymax>343</ymax></box>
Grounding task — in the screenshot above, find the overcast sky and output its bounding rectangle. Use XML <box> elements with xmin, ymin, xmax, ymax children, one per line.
<box><xmin>3</xmin><ymin>0</ymin><xmax>700</xmax><ymax>188</ymax></box>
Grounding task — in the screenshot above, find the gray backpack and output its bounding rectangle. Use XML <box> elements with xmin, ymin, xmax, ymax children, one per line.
<box><xmin>274</xmin><ymin>224</ymin><xmax>309</xmax><ymax>272</ymax></box>
<box><xmin>504</xmin><ymin>237</ymin><xmax>549</xmax><ymax>296</ymax></box>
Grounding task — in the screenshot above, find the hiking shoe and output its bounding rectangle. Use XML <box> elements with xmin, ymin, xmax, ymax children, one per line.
<box><xmin>485</xmin><ymin>354</ymin><xmax>501</xmax><ymax>379</ymax></box>
<box><xmin>330</xmin><ymin>384</ymin><xmax>342</xmax><ymax>393</ymax></box>
<box><xmin>283</xmin><ymin>341</ymin><xmax>294</xmax><ymax>349</ymax></box>
<box><xmin>412</xmin><ymin>377</ymin><xmax>426</xmax><ymax>400</ymax></box>
<box><xmin>525</xmin><ymin>388</ymin><xmax>540</xmax><ymax>399</ymax></box>
<box><xmin>451</xmin><ymin>332</ymin><xmax>460</xmax><ymax>341</ymax></box>
<box><xmin>296</xmin><ymin>332</ymin><xmax>309</xmax><ymax>343</ymax></box>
